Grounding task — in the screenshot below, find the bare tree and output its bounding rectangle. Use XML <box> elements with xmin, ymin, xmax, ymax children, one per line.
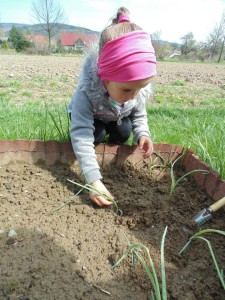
<box><xmin>151</xmin><ymin>31</ymin><xmax>172</xmax><ymax>59</ymax></box>
<box><xmin>32</xmin><ymin>0</ymin><xmax>65</xmax><ymax>54</ymax></box>
<box><xmin>151</xmin><ymin>31</ymin><xmax>162</xmax><ymax>56</ymax></box>
<box><xmin>217</xmin><ymin>11</ymin><xmax>225</xmax><ymax>62</ymax></box>
<box><xmin>206</xmin><ymin>10</ymin><xmax>225</xmax><ymax>61</ymax></box>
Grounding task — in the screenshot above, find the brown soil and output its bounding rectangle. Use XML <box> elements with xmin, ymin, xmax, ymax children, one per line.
<box><xmin>0</xmin><ymin>161</ymin><xmax>224</xmax><ymax>300</ymax></box>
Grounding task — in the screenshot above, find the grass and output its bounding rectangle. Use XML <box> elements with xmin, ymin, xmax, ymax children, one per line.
<box><xmin>0</xmin><ymin>99</ymin><xmax>224</xmax><ymax>179</ymax></box>
<box><xmin>147</xmin><ymin>106</ymin><xmax>225</xmax><ymax>179</ymax></box>
<box><xmin>0</xmin><ymin>100</ymin><xmax>70</xmax><ymax>142</ymax></box>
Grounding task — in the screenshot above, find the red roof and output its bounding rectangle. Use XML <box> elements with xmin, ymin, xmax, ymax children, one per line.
<box><xmin>61</xmin><ymin>32</ymin><xmax>98</xmax><ymax>47</ymax></box>
<box><xmin>25</xmin><ymin>34</ymin><xmax>47</xmax><ymax>44</ymax></box>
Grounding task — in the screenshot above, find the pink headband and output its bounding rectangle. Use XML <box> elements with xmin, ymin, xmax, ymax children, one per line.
<box><xmin>97</xmin><ymin>30</ymin><xmax>157</xmax><ymax>82</ymax></box>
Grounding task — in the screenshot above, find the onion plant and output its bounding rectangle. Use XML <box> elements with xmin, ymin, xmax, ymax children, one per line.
<box><xmin>179</xmin><ymin>229</ymin><xmax>225</xmax><ymax>289</ymax></box>
<box><xmin>112</xmin><ymin>227</ymin><xmax>168</xmax><ymax>300</ymax></box>
<box><xmin>67</xmin><ymin>179</ymin><xmax>119</xmax><ymax>214</ymax></box>
<box><xmin>169</xmin><ymin>156</ymin><xmax>209</xmax><ymax>197</ymax></box>
<box><xmin>50</xmin><ymin>187</ymin><xmax>84</xmax><ymax>214</ymax></box>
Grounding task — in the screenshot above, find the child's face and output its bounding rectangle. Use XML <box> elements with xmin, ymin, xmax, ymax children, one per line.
<box><xmin>103</xmin><ymin>77</ymin><xmax>153</xmax><ymax>103</ymax></box>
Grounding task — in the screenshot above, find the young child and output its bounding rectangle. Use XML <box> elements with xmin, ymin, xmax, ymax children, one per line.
<box><xmin>68</xmin><ymin>7</ymin><xmax>157</xmax><ymax>207</ymax></box>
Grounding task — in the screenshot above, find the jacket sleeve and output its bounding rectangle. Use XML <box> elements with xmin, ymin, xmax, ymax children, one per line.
<box><xmin>69</xmin><ymin>85</ymin><xmax>102</xmax><ymax>184</ymax></box>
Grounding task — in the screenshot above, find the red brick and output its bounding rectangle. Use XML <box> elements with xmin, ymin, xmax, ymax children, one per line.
<box><xmin>157</xmin><ymin>142</ymin><xmax>172</xmax><ymax>152</ymax></box>
<box><xmin>116</xmin><ymin>145</ymin><xmax>135</xmax><ymax>165</ymax></box>
<box><xmin>153</xmin><ymin>143</ymin><xmax>159</xmax><ymax>152</ymax></box>
<box><xmin>28</xmin><ymin>140</ymin><xmax>45</xmax><ymax>152</ymax></box>
<box><xmin>60</xmin><ymin>141</ymin><xmax>73</xmax><ymax>153</ymax></box>
<box><xmin>96</xmin><ymin>153</ymin><xmax>104</xmax><ymax>167</ymax></box>
<box><xmin>95</xmin><ymin>143</ymin><xmax>105</xmax><ymax>154</ymax></box>
<box><xmin>31</xmin><ymin>152</ymin><xmax>46</xmax><ymax>164</ymax></box>
<box><xmin>127</xmin><ymin>149</ymin><xmax>146</xmax><ymax>168</ymax></box>
<box><xmin>184</xmin><ymin>153</ymin><xmax>199</xmax><ymax>173</ymax></box>
<box><xmin>45</xmin><ymin>141</ymin><xmax>61</xmax><ymax>165</ymax></box>
<box><xmin>17</xmin><ymin>150</ymin><xmax>33</xmax><ymax>163</ymax></box>
<box><xmin>14</xmin><ymin>139</ymin><xmax>45</xmax><ymax>152</ymax></box>
<box><xmin>212</xmin><ymin>179</ymin><xmax>225</xmax><ymax>201</ymax></box>
<box><xmin>104</xmin><ymin>144</ymin><xmax>119</xmax><ymax>155</ymax></box>
<box><xmin>192</xmin><ymin>160</ymin><xmax>211</xmax><ymax>187</ymax></box>
<box><xmin>45</xmin><ymin>140</ymin><xmax>61</xmax><ymax>153</ymax></box>
<box><xmin>103</xmin><ymin>144</ymin><xmax>119</xmax><ymax>167</ymax></box>
<box><xmin>0</xmin><ymin>140</ymin><xmax>15</xmax><ymax>152</ymax></box>
<box><xmin>169</xmin><ymin>145</ymin><xmax>184</xmax><ymax>163</ymax></box>
<box><xmin>204</xmin><ymin>171</ymin><xmax>220</xmax><ymax>197</ymax></box>
<box><xmin>45</xmin><ymin>151</ymin><xmax>60</xmax><ymax>165</ymax></box>
<box><xmin>154</xmin><ymin>143</ymin><xmax>174</xmax><ymax>164</ymax></box>
<box><xmin>61</xmin><ymin>151</ymin><xmax>76</xmax><ymax>165</ymax></box>
<box><xmin>183</xmin><ymin>148</ymin><xmax>194</xmax><ymax>169</ymax></box>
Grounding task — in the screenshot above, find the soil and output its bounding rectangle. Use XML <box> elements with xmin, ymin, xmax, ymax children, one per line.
<box><xmin>0</xmin><ymin>160</ymin><xmax>224</xmax><ymax>300</ymax></box>
<box><xmin>0</xmin><ymin>54</ymin><xmax>225</xmax><ymax>105</ymax></box>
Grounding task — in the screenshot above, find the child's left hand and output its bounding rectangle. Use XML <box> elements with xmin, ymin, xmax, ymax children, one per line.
<box><xmin>138</xmin><ymin>136</ymin><xmax>154</xmax><ymax>159</ymax></box>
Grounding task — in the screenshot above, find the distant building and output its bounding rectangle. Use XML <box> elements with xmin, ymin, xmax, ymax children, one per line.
<box><xmin>61</xmin><ymin>32</ymin><xmax>98</xmax><ymax>51</ymax></box>
<box><xmin>169</xmin><ymin>50</ymin><xmax>181</xmax><ymax>58</ymax></box>
<box><xmin>0</xmin><ymin>37</ymin><xmax>9</xmax><ymax>42</ymax></box>
<box><xmin>25</xmin><ymin>34</ymin><xmax>48</xmax><ymax>54</ymax></box>
<box><xmin>25</xmin><ymin>34</ymin><xmax>47</xmax><ymax>45</ymax></box>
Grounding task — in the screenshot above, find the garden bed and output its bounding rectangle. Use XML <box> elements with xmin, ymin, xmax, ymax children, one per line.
<box><xmin>0</xmin><ymin>140</ymin><xmax>224</xmax><ymax>299</ymax></box>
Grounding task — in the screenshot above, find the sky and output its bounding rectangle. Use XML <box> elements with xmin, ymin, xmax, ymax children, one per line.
<box><xmin>0</xmin><ymin>0</ymin><xmax>225</xmax><ymax>43</ymax></box>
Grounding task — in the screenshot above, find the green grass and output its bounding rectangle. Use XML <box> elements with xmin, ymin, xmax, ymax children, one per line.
<box><xmin>147</xmin><ymin>106</ymin><xmax>225</xmax><ymax>179</ymax></box>
<box><xmin>1</xmin><ymin>99</ymin><xmax>224</xmax><ymax>179</ymax></box>
<box><xmin>0</xmin><ymin>100</ymin><xmax>70</xmax><ymax>142</ymax></box>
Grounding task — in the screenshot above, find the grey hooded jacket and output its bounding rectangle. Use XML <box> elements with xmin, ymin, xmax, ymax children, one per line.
<box><xmin>68</xmin><ymin>48</ymin><xmax>153</xmax><ymax>184</ymax></box>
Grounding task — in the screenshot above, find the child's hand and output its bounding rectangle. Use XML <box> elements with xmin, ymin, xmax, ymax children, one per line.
<box><xmin>139</xmin><ymin>136</ymin><xmax>154</xmax><ymax>159</ymax></box>
<box><xmin>89</xmin><ymin>180</ymin><xmax>114</xmax><ymax>207</ymax></box>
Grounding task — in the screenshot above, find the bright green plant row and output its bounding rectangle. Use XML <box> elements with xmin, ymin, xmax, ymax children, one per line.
<box><xmin>0</xmin><ymin>98</ymin><xmax>224</xmax><ymax>179</ymax></box>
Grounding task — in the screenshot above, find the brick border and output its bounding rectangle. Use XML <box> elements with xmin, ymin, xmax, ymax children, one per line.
<box><xmin>0</xmin><ymin>139</ymin><xmax>224</xmax><ymax>201</ymax></box>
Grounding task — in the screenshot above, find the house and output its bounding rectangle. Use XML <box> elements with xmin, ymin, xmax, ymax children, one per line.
<box><xmin>169</xmin><ymin>50</ymin><xmax>181</xmax><ymax>58</ymax></box>
<box><xmin>25</xmin><ymin>34</ymin><xmax>47</xmax><ymax>46</ymax></box>
<box><xmin>25</xmin><ymin>34</ymin><xmax>48</xmax><ymax>54</ymax></box>
<box><xmin>61</xmin><ymin>32</ymin><xmax>98</xmax><ymax>51</ymax></box>
<box><xmin>0</xmin><ymin>37</ymin><xmax>9</xmax><ymax>42</ymax></box>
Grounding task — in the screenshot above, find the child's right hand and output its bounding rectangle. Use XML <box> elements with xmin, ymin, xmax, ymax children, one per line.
<box><xmin>89</xmin><ymin>180</ymin><xmax>114</xmax><ymax>207</ymax></box>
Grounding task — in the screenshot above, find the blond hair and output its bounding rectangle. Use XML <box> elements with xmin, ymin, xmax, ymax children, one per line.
<box><xmin>99</xmin><ymin>7</ymin><xmax>142</xmax><ymax>54</ymax></box>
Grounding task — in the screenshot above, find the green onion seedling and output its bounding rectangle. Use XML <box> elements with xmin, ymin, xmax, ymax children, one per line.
<box><xmin>169</xmin><ymin>155</ymin><xmax>209</xmax><ymax>197</ymax></box>
<box><xmin>179</xmin><ymin>229</ymin><xmax>225</xmax><ymax>290</ymax></box>
<box><xmin>67</xmin><ymin>179</ymin><xmax>119</xmax><ymax>215</ymax></box>
<box><xmin>113</xmin><ymin>227</ymin><xmax>168</xmax><ymax>300</ymax></box>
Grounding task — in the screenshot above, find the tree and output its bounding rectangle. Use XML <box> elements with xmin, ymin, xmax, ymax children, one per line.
<box><xmin>151</xmin><ymin>31</ymin><xmax>172</xmax><ymax>59</ymax></box>
<box><xmin>206</xmin><ymin>10</ymin><xmax>225</xmax><ymax>61</ymax></box>
<box><xmin>180</xmin><ymin>32</ymin><xmax>196</xmax><ymax>56</ymax></box>
<box><xmin>32</xmin><ymin>0</ymin><xmax>65</xmax><ymax>54</ymax></box>
<box><xmin>8</xmin><ymin>25</ymin><xmax>30</xmax><ymax>52</ymax></box>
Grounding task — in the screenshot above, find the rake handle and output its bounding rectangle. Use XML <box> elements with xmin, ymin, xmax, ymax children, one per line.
<box><xmin>210</xmin><ymin>196</ymin><xmax>225</xmax><ymax>212</ymax></box>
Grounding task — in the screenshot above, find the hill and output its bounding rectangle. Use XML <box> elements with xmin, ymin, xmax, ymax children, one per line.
<box><xmin>0</xmin><ymin>22</ymin><xmax>99</xmax><ymax>36</ymax></box>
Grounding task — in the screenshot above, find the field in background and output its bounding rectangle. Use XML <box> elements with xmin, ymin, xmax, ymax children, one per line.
<box><xmin>0</xmin><ymin>54</ymin><xmax>225</xmax><ymax>106</ymax></box>
<box><xmin>0</xmin><ymin>54</ymin><xmax>224</xmax><ymax>178</ymax></box>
